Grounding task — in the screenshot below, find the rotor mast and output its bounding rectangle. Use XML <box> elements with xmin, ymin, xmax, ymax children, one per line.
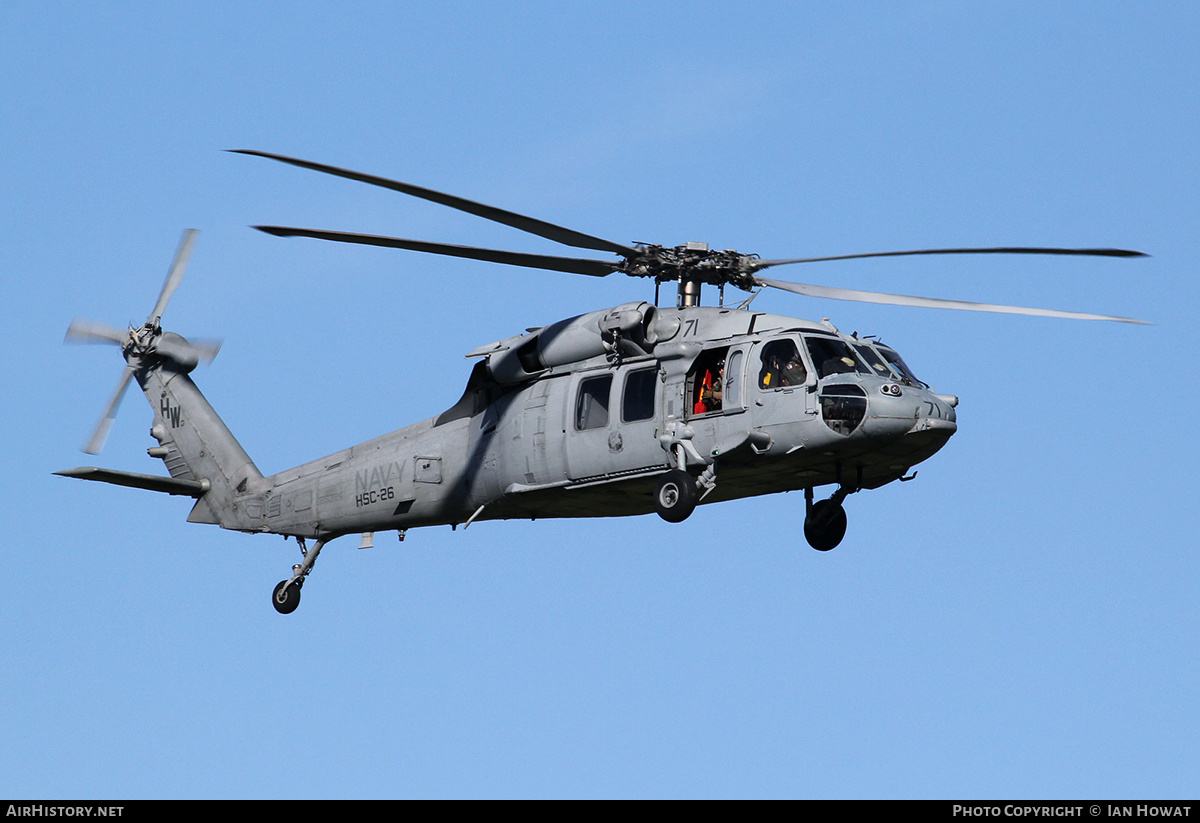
<box><xmin>633</xmin><ymin>241</ymin><xmax>757</xmax><ymax>309</ymax></box>
<box><xmin>676</xmin><ymin>242</ymin><xmax>707</xmax><ymax>308</ymax></box>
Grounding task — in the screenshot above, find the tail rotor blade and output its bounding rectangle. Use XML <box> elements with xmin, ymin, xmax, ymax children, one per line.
<box><xmin>83</xmin><ymin>365</ymin><xmax>136</xmax><ymax>454</ymax></box>
<box><xmin>65</xmin><ymin>318</ymin><xmax>128</xmax><ymax>346</ymax></box>
<box><xmin>188</xmin><ymin>338</ymin><xmax>223</xmax><ymax>362</ymax></box>
<box><xmin>148</xmin><ymin>229</ymin><xmax>198</xmax><ymax>325</ymax></box>
<box><xmin>155</xmin><ymin>336</ymin><xmax>223</xmax><ymax>367</ymax></box>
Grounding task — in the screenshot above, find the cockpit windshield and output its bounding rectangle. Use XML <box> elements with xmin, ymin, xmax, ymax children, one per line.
<box><xmin>875</xmin><ymin>343</ymin><xmax>927</xmax><ymax>388</ymax></box>
<box><xmin>804</xmin><ymin>336</ymin><xmax>872</xmax><ymax>379</ymax></box>
<box><xmin>851</xmin><ymin>343</ymin><xmax>894</xmax><ymax>379</ymax></box>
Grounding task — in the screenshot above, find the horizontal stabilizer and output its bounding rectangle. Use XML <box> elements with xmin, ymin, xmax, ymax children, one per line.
<box><xmin>54</xmin><ymin>467</ymin><xmax>209</xmax><ymax>498</ymax></box>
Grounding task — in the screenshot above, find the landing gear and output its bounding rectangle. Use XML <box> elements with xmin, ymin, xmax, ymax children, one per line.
<box><xmin>804</xmin><ymin>499</ymin><xmax>847</xmax><ymax>551</ymax></box>
<box><xmin>655</xmin><ymin>469</ymin><xmax>698</xmax><ymax>523</ymax></box>
<box><xmin>804</xmin><ymin>486</ymin><xmax>852</xmax><ymax>551</ymax></box>
<box><xmin>272</xmin><ymin>578</ymin><xmax>302</xmax><ymax>614</ymax></box>
<box><xmin>271</xmin><ymin>536</ymin><xmax>330</xmax><ymax>614</ymax></box>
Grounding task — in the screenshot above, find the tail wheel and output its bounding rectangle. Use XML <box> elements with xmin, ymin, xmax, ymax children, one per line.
<box><xmin>804</xmin><ymin>499</ymin><xmax>847</xmax><ymax>551</ymax></box>
<box><xmin>654</xmin><ymin>469</ymin><xmax>698</xmax><ymax>523</ymax></box>
<box><xmin>272</xmin><ymin>579</ymin><xmax>302</xmax><ymax>614</ymax></box>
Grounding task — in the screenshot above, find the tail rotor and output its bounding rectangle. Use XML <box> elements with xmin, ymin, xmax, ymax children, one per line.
<box><xmin>65</xmin><ymin>229</ymin><xmax>222</xmax><ymax>454</ymax></box>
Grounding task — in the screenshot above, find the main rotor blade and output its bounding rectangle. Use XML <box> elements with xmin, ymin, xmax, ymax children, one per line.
<box><xmin>754</xmin><ymin>246</ymin><xmax>1147</xmax><ymax>268</ymax></box>
<box><xmin>754</xmin><ymin>276</ymin><xmax>1151</xmax><ymax>324</ymax></box>
<box><xmin>83</xmin><ymin>364</ymin><xmax>135</xmax><ymax>454</ymax></box>
<box><xmin>254</xmin><ymin>226</ymin><xmax>620</xmax><ymax>277</ymax></box>
<box><xmin>148</xmin><ymin>229</ymin><xmax>198</xmax><ymax>325</ymax></box>
<box><xmin>232</xmin><ymin>150</ymin><xmax>637</xmax><ymax>257</ymax></box>
<box><xmin>65</xmin><ymin>318</ymin><xmax>127</xmax><ymax>346</ymax></box>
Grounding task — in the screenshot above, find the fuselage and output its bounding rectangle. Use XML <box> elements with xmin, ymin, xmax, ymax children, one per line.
<box><xmin>244</xmin><ymin>304</ymin><xmax>957</xmax><ymax>540</ymax></box>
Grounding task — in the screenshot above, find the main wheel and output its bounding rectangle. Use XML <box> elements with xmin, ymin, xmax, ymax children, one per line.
<box><xmin>654</xmin><ymin>469</ymin><xmax>698</xmax><ymax>523</ymax></box>
<box><xmin>804</xmin><ymin>499</ymin><xmax>847</xmax><ymax>551</ymax></box>
<box><xmin>272</xmin><ymin>579</ymin><xmax>302</xmax><ymax>614</ymax></box>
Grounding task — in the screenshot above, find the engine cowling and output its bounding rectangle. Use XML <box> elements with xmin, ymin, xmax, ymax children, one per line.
<box><xmin>486</xmin><ymin>302</ymin><xmax>661</xmax><ymax>383</ymax></box>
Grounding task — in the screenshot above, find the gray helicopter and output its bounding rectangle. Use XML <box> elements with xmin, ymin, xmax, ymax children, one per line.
<box><xmin>58</xmin><ymin>151</ymin><xmax>1148</xmax><ymax>613</ymax></box>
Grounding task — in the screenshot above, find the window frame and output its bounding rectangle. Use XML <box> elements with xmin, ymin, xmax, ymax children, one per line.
<box><xmin>574</xmin><ymin>373</ymin><xmax>614</xmax><ymax>431</ymax></box>
<box><xmin>621</xmin><ymin>366</ymin><xmax>658</xmax><ymax>424</ymax></box>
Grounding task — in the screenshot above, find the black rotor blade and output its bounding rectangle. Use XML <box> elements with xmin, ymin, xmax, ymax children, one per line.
<box><xmin>753</xmin><ymin>246</ymin><xmax>1148</xmax><ymax>269</ymax></box>
<box><xmin>254</xmin><ymin>226</ymin><xmax>620</xmax><ymax>277</ymax></box>
<box><xmin>232</xmin><ymin>150</ymin><xmax>637</xmax><ymax>257</ymax></box>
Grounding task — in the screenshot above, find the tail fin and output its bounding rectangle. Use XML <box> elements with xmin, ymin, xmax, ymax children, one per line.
<box><xmin>141</xmin><ymin>358</ymin><xmax>264</xmax><ymax>528</ymax></box>
<box><xmin>62</xmin><ymin>230</ymin><xmax>265</xmax><ymax>531</ymax></box>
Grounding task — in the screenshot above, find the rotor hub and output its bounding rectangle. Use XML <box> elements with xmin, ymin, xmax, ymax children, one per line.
<box><xmin>620</xmin><ymin>243</ymin><xmax>761</xmax><ymax>292</ymax></box>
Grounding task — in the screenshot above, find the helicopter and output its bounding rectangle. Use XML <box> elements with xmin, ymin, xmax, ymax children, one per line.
<box><xmin>57</xmin><ymin>150</ymin><xmax>1148</xmax><ymax>614</ymax></box>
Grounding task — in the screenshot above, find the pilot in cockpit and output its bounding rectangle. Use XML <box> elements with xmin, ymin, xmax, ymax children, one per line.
<box><xmin>780</xmin><ymin>357</ymin><xmax>806</xmax><ymax>386</ymax></box>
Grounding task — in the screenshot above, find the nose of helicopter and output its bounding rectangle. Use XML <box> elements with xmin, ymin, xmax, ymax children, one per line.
<box><xmin>859</xmin><ymin>383</ymin><xmax>957</xmax><ymax>441</ymax></box>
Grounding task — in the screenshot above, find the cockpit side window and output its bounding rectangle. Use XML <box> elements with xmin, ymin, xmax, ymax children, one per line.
<box><xmin>575</xmin><ymin>374</ymin><xmax>613</xmax><ymax>430</ymax></box>
<box><xmin>804</xmin><ymin>336</ymin><xmax>871</xmax><ymax>379</ymax></box>
<box><xmin>758</xmin><ymin>339</ymin><xmax>808</xmax><ymax>390</ymax></box>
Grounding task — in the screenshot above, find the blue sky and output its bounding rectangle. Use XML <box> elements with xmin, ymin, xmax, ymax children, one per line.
<box><xmin>3</xmin><ymin>2</ymin><xmax>1197</xmax><ymax>798</ymax></box>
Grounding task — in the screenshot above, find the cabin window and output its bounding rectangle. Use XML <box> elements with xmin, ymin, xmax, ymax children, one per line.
<box><xmin>804</xmin><ymin>336</ymin><xmax>871</xmax><ymax>379</ymax></box>
<box><xmin>759</xmin><ymin>339</ymin><xmax>808</xmax><ymax>389</ymax></box>
<box><xmin>622</xmin><ymin>368</ymin><xmax>657</xmax><ymax>423</ymax></box>
<box><xmin>575</xmin><ymin>374</ymin><xmax>613</xmax><ymax>431</ymax></box>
